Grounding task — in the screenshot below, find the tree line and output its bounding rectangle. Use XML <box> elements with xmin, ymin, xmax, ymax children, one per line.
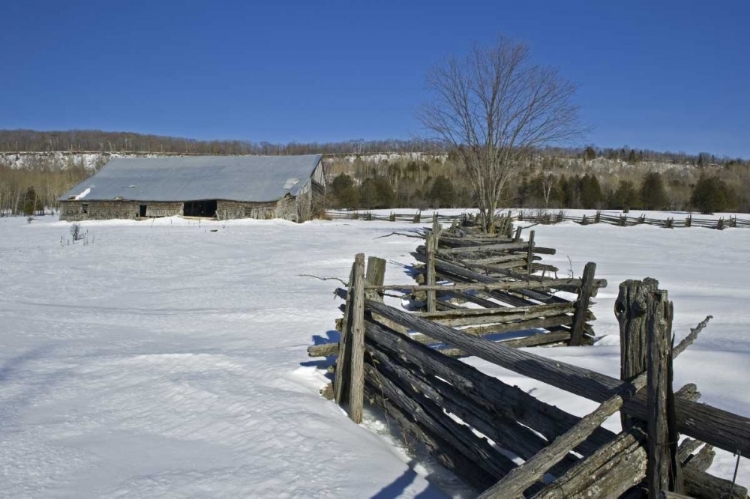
<box><xmin>327</xmin><ymin>156</ymin><xmax>747</xmax><ymax>215</ymax></box>
<box><xmin>0</xmin><ymin>129</ymin><xmax>746</xmax><ymax>168</ymax></box>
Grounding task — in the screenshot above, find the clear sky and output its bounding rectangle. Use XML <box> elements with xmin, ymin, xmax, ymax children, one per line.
<box><xmin>1</xmin><ymin>0</ymin><xmax>748</xmax><ymax>157</ymax></box>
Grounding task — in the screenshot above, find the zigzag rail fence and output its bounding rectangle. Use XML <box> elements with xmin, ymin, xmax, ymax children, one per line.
<box><xmin>307</xmin><ymin>215</ymin><xmax>749</xmax><ymax>498</ymax></box>
<box><xmin>327</xmin><ymin>208</ymin><xmax>750</xmax><ymax>230</ymax></box>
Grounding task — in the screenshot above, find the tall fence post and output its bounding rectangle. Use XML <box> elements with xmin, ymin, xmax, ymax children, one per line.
<box><xmin>646</xmin><ymin>289</ymin><xmax>682</xmax><ymax>497</ymax></box>
<box><xmin>526</xmin><ymin>230</ymin><xmax>535</xmax><ymax>276</ymax></box>
<box><xmin>426</xmin><ymin>232</ymin><xmax>437</xmax><ymax>312</ymax></box>
<box><xmin>347</xmin><ymin>253</ymin><xmax>367</xmax><ymax>423</ymax></box>
<box><xmin>615</xmin><ymin>278</ymin><xmax>659</xmax><ymax>430</ymax></box>
<box><xmin>569</xmin><ymin>262</ymin><xmax>596</xmax><ymax>346</ymax></box>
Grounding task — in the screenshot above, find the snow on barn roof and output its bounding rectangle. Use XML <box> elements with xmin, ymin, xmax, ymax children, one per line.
<box><xmin>60</xmin><ymin>154</ymin><xmax>323</xmax><ymax>203</ymax></box>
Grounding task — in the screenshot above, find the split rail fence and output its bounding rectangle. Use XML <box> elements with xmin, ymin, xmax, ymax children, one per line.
<box><xmin>307</xmin><ymin>223</ymin><xmax>748</xmax><ymax>498</ymax></box>
<box><xmin>327</xmin><ymin>209</ymin><xmax>750</xmax><ymax>230</ymax></box>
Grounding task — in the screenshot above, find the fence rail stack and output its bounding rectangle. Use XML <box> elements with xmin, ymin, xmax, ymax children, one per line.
<box><xmin>308</xmin><ymin>224</ymin><xmax>748</xmax><ymax>498</ymax></box>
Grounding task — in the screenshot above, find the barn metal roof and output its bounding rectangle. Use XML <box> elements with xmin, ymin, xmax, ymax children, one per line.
<box><xmin>60</xmin><ymin>154</ymin><xmax>322</xmax><ymax>203</ymax></box>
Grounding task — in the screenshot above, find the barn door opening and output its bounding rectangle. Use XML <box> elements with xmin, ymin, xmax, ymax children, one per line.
<box><xmin>139</xmin><ymin>205</ymin><xmax>147</xmax><ymax>217</ymax></box>
<box><xmin>183</xmin><ymin>200</ymin><xmax>217</xmax><ymax>218</ymax></box>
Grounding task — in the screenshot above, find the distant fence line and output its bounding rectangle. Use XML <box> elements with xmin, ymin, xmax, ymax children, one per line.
<box><xmin>327</xmin><ymin>209</ymin><xmax>750</xmax><ymax>230</ymax></box>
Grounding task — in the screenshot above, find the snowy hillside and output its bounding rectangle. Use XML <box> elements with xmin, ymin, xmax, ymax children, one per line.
<box><xmin>0</xmin><ymin>214</ymin><xmax>747</xmax><ymax>497</ymax></box>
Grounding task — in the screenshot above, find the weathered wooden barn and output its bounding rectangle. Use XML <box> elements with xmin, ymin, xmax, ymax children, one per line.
<box><xmin>59</xmin><ymin>154</ymin><xmax>325</xmax><ymax>222</ymax></box>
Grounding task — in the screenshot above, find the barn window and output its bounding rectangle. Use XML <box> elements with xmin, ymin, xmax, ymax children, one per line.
<box><xmin>81</xmin><ymin>203</ymin><xmax>89</xmax><ymax>214</ymax></box>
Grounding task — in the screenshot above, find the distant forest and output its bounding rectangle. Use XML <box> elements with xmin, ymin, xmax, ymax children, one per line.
<box><xmin>1</xmin><ymin>129</ymin><xmax>747</xmax><ymax>166</ymax></box>
<box><xmin>1</xmin><ymin>129</ymin><xmax>749</xmax><ymax>216</ymax></box>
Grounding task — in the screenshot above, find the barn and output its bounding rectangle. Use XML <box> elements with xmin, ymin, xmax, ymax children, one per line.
<box><xmin>59</xmin><ymin>154</ymin><xmax>325</xmax><ymax>222</ymax></box>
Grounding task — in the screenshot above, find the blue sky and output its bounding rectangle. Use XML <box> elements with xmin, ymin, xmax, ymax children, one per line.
<box><xmin>1</xmin><ymin>0</ymin><xmax>748</xmax><ymax>157</ymax></box>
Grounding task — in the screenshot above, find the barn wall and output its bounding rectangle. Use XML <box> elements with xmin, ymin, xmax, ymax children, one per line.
<box><xmin>216</xmin><ymin>200</ymin><xmax>278</xmax><ymax>220</ymax></box>
<box><xmin>59</xmin><ymin>201</ymin><xmax>182</xmax><ymax>221</ymax></box>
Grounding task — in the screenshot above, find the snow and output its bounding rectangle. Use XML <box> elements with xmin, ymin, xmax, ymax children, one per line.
<box><xmin>1</xmin><ymin>213</ymin><xmax>748</xmax><ymax>497</ymax></box>
<box><xmin>73</xmin><ymin>187</ymin><xmax>91</xmax><ymax>200</ymax></box>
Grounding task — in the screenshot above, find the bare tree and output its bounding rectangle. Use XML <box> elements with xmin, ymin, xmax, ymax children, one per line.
<box><xmin>418</xmin><ymin>36</ymin><xmax>584</xmax><ymax>230</ymax></box>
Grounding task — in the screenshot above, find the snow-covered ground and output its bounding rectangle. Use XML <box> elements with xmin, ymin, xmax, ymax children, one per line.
<box><xmin>1</xmin><ymin>213</ymin><xmax>748</xmax><ymax>497</ymax></box>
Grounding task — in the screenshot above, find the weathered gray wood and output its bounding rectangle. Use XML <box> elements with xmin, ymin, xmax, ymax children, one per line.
<box><xmin>480</xmin><ymin>310</ymin><xmax>704</xmax><ymax>499</ymax></box>
<box><xmin>532</xmin><ymin>427</ymin><xmax>649</xmax><ymax>499</ymax></box>
<box><xmin>527</xmin><ymin>230</ymin><xmax>536</xmax><ymax>276</ymax></box>
<box><xmin>347</xmin><ymin>254</ymin><xmax>366</xmax><ymax>423</ymax></box>
<box><xmin>678</xmin><ymin>439</ymin><xmax>703</xmax><ymax>464</ymax></box>
<box><xmin>364</xmin><ymin>299</ymin><xmax>750</xmax><ymax>457</ymax></box>
<box><xmin>426</xmin><ymin>232</ymin><xmax>437</xmax><ymax>312</ymax></box>
<box><xmin>438</xmin><ymin>241</ymin><xmax>557</xmax><ymax>255</ymax></box>
<box><xmin>659</xmin><ymin>492</ymin><xmax>694</xmax><ymax>499</ymax></box>
<box><xmin>570</xmin><ymin>262</ymin><xmax>597</xmax><ymax>346</ymax></box>
<box><xmin>683</xmin><ymin>445</ymin><xmax>715</xmax><ymax>473</ymax></box>
<box><xmin>368</xmin><ymin>277</ymin><xmax>604</xmax><ymax>293</ymax></box>
<box><xmin>364</xmin><ymin>362</ymin><xmax>521</xmax><ymax>482</ymax></box>
<box><xmin>460</xmin><ymin>252</ymin><xmax>539</xmax><ymax>265</ymax></box>
<box><xmin>617</xmin><ymin>278</ymin><xmax>661</xmax><ymax>429</ymax></box>
<box><xmin>683</xmin><ymin>469</ymin><xmax>747</xmax><ymax>499</ymax></box>
<box><xmin>365</xmin><ymin>256</ymin><xmax>386</xmax><ymax>302</ymax></box>
<box><xmin>363</xmin><ymin>384</ymin><xmax>494</xmax><ymax>492</ymax></box>
<box><xmin>365</xmin><ymin>344</ymin><xmax>580</xmax><ymax>479</ymax></box>
<box><xmin>437</xmin><ymin>330</ymin><xmax>573</xmax><ymax>356</ymax></box>
<box><xmin>415</xmin><ymin>301</ymin><xmax>576</xmax><ymax>322</ymax></box>
<box><xmin>364</xmin><ymin>319</ymin><xmax>616</xmax><ymax>456</ymax></box>
<box><xmin>674</xmin><ymin>383</ymin><xmax>701</xmax><ymax>403</ymax></box>
<box><xmin>334</xmin><ymin>263</ymin><xmax>356</xmax><ymax>404</ymax></box>
<box><xmin>646</xmin><ymin>290</ymin><xmax>679</xmax><ymax>498</ymax></box>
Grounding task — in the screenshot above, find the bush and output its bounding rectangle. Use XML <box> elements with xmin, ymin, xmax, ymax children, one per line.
<box><xmin>70</xmin><ymin>223</ymin><xmax>82</xmax><ymax>241</ymax></box>
<box><xmin>690</xmin><ymin>176</ymin><xmax>733</xmax><ymax>214</ymax></box>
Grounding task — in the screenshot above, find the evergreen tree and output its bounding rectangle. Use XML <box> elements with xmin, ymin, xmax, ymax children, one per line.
<box><xmin>690</xmin><ymin>176</ymin><xmax>732</xmax><ymax>214</ymax></box>
<box><xmin>639</xmin><ymin>172</ymin><xmax>669</xmax><ymax>210</ymax></box>
<box><xmin>627</xmin><ymin>149</ymin><xmax>639</xmax><ymax>164</ymax></box>
<box><xmin>583</xmin><ymin>146</ymin><xmax>596</xmax><ymax>162</ymax></box>
<box><xmin>428</xmin><ymin>175</ymin><xmax>455</xmax><ymax>208</ymax></box>
<box><xmin>23</xmin><ymin>186</ymin><xmax>36</xmax><ymax>216</ymax></box>
<box><xmin>359</xmin><ymin>176</ymin><xmax>394</xmax><ymax>209</ymax></box>
<box><xmin>330</xmin><ymin>174</ymin><xmax>359</xmax><ymax>209</ymax></box>
<box><xmin>611</xmin><ymin>180</ymin><xmax>639</xmax><ymax>210</ymax></box>
<box><xmin>579</xmin><ymin>174</ymin><xmax>603</xmax><ymax>209</ymax></box>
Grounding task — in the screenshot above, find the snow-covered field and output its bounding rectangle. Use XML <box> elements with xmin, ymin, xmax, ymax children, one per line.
<box><xmin>1</xmin><ymin>213</ymin><xmax>748</xmax><ymax>497</ymax></box>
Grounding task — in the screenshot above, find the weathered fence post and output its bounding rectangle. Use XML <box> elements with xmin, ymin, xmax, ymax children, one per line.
<box><xmin>615</xmin><ymin>278</ymin><xmax>659</xmax><ymax>429</ymax></box>
<box><xmin>514</xmin><ymin>225</ymin><xmax>522</xmax><ymax>242</ymax></box>
<box><xmin>526</xmin><ymin>230</ymin><xmax>535</xmax><ymax>276</ymax></box>
<box><xmin>347</xmin><ymin>253</ymin><xmax>367</xmax><ymax>424</ymax></box>
<box><xmin>365</xmin><ymin>256</ymin><xmax>386</xmax><ymax>302</ymax></box>
<box><xmin>570</xmin><ymin>262</ymin><xmax>596</xmax><ymax>345</ymax></box>
<box><xmin>334</xmin><ymin>262</ymin><xmax>357</xmax><ymax>404</ymax></box>
<box><xmin>595</xmin><ymin>210</ymin><xmax>601</xmax><ymax>224</ymax></box>
<box><xmin>646</xmin><ymin>289</ymin><xmax>682</xmax><ymax>497</ymax></box>
<box><xmin>426</xmin><ymin>232</ymin><xmax>437</xmax><ymax>312</ymax></box>
<box><xmin>685</xmin><ymin>215</ymin><xmax>691</xmax><ymax>227</ymax></box>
